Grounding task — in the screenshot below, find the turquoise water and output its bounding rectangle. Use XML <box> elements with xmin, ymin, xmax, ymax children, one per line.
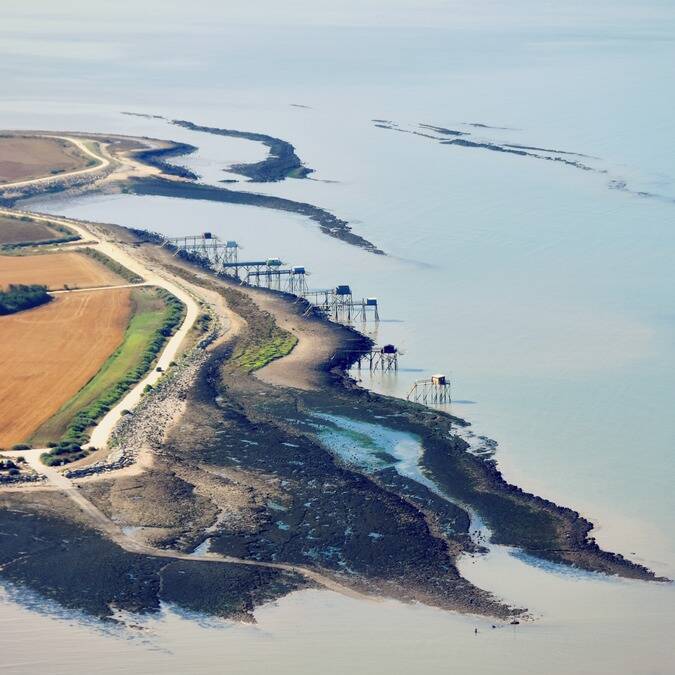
<box><xmin>1</xmin><ymin>1</ymin><xmax>674</xmax><ymax>672</ymax></box>
<box><xmin>313</xmin><ymin>413</ymin><xmax>426</xmax><ymax>477</ymax></box>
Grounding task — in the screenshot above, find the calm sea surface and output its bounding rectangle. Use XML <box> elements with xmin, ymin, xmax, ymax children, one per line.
<box><xmin>1</xmin><ymin>1</ymin><xmax>674</xmax><ymax>672</ymax></box>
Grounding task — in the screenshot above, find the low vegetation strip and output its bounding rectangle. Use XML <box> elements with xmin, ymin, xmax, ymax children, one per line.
<box><xmin>232</xmin><ymin>331</ymin><xmax>298</xmax><ymax>372</ymax></box>
<box><xmin>79</xmin><ymin>247</ymin><xmax>143</xmax><ymax>284</ymax></box>
<box><xmin>204</xmin><ymin>279</ymin><xmax>297</xmax><ymax>373</ymax></box>
<box><xmin>0</xmin><ymin>284</ymin><xmax>51</xmax><ymax>315</ymax></box>
<box><xmin>33</xmin><ymin>287</ymin><xmax>185</xmax><ymax>447</ymax></box>
<box><xmin>41</xmin><ymin>441</ymin><xmax>89</xmax><ymax>467</ymax></box>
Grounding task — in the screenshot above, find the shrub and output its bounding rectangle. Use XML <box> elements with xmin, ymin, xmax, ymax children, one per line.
<box><xmin>0</xmin><ymin>286</ymin><xmax>51</xmax><ymax>315</ymax></box>
<box><xmin>40</xmin><ymin>441</ymin><xmax>88</xmax><ymax>466</ymax></box>
<box><xmin>11</xmin><ymin>443</ymin><xmax>31</xmax><ymax>450</ymax></box>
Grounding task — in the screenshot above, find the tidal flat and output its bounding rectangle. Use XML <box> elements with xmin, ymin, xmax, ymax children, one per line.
<box><xmin>0</xmin><ymin>491</ymin><xmax>308</xmax><ymax>621</ymax></box>
<box><xmin>0</xmin><ymin>219</ymin><xmax>664</xmax><ymax>625</ymax></box>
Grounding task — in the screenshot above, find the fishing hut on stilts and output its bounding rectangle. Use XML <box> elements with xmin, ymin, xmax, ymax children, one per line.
<box><xmin>407</xmin><ymin>374</ymin><xmax>451</xmax><ymax>404</ymax></box>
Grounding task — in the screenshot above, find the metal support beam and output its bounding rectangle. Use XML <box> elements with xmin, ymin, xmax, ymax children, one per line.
<box><xmin>406</xmin><ymin>375</ymin><xmax>451</xmax><ymax>404</ymax></box>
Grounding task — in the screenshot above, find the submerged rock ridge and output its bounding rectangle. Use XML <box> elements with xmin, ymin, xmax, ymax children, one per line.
<box><xmin>125</xmin><ymin>176</ymin><xmax>386</xmax><ymax>255</ymax></box>
<box><xmin>171</xmin><ymin>119</ymin><xmax>314</xmax><ymax>182</ymax></box>
<box><xmin>375</xmin><ymin>119</ymin><xmax>675</xmax><ymax>205</ymax></box>
<box><xmin>375</xmin><ymin>120</ymin><xmax>600</xmax><ymax>172</ymax></box>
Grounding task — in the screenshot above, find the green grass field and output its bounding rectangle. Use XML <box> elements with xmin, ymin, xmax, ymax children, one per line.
<box><xmin>214</xmin><ymin>285</ymin><xmax>297</xmax><ymax>373</ymax></box>
<box><xmin>232</xmin><ymin>332</ymin><xmax>298</xmax><ymax>372</ymax></box>
<box><xmin>32</xmin><ymin>287</ymin><xmax>184</xmax><ymax>445</ymax></box>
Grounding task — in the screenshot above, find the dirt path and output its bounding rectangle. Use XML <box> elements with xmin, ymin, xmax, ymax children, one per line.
<box><xmin>139</xmin><ymin>255</ymin><xmax>247</xmax><ymax>351</ymax></box>
<box><xmin>49</xmin><ymin>282</ymin><xmax>149</xmax><ymax>294</ymax></box>
<box><xmin>0</xmin><ymin>131</ymin><xmax>176</xmax><ymax>194</ymax></box>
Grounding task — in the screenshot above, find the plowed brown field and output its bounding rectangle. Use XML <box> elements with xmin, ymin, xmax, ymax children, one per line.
<box><xmin>0</xmin><ymin>214</ymin><xmax>63</xmax><ymax>245</ymax></box>
<box><xmin>0</xmin><ymin>251</ymin><xmax>125</xmax><ymax>290</ymax></box>
<box><xmin>0</xmin><ymin>289</ymin><xmax>132</xmax><ymax>447</ymax></box>
<box><xmin>0</xmin><ymin>136</ymin><xmax>90</xmax><ymax>184</ymax></box>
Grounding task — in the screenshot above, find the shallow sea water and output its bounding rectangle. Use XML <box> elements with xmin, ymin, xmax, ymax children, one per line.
<box><xmin>1</xmin><ymin>1</ymin><xmax>674</xmax><ymax>672</ymax></box>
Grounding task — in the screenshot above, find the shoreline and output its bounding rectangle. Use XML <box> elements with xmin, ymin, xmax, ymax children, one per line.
<box><xmin>0</xmin><ymin>212</ymin><xmax>663</xmax><ymax>626</ymax></box>
<box><xmin>0</xmin><ymin>131</ymin><xmax>667</xmax><ymax>627</ymax></box>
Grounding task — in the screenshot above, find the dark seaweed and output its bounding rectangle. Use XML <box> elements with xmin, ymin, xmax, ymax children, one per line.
<box><xmin>440</xmin><ymin>138</ymin><xmax>598</xmax><ymax>171</ymax></box>
<box><xmin>121</xmin><ymin>112</ymin><xmax>167</xmax><ymax>120</ymax></box>
<box><xmin>297</xmin><ymin>388</ymin><xmax>664</xmax><ymax>581</ymax></box>
<box><xmin>133</xmin><ymin>141</ymin><xmax>199</xmax><ymax>179</ymax></box>
<box><xmin>502</xmin><ymin>143</ymin><xmax>592</xmax><ymax>158</ymax></box>
<box><xmin>463</xmin><ymin>122</ymin><xmax>516</xmax><ymax>130</ymax></box>
<box><xmin>0</xmin><ymin>498</ymin><xmax>308</xmax><ymax>621</ymax></box>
